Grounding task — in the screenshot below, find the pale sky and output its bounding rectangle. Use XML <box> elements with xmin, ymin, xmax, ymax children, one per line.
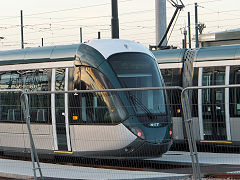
<box><xmin>0</xmin><ymin>0</ymin><xmax>239</xmax><ymax>50</ymax></box>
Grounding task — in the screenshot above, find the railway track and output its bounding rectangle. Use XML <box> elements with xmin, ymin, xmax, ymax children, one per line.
<box><xmin>51</xmin><ymin>155</ymin><xmax>193</xmax><ymax>173</ymax></box>
<box><xmin>0</xmin><ymin>153</ymin><xmax>192</xmax><ymax>173</ymax></box>
<box><xmin>1</xmin><ymin>153</ymin><xmax>240</xmax><ymax>179</ymax></box>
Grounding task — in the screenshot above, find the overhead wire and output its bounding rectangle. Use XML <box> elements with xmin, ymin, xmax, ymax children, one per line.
<box><xmin>0</xmin><ymin>0</ymin><xmax>135</xmax><ymax>21</ymax></box>
<box><xmin>1</xmin><ymin>0</ymin><xmax>239</xmax><ymax>49</ymax></box>
<box><xmin>1</xmin><ymin>3</ymin><xmax>236</xmax><ymax>29</ymax></box>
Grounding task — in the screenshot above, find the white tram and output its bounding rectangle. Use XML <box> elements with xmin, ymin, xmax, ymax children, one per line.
<box><xmin>0</xmin><ymin>39</ymin><xmax>172</xmax><ymax>158</ymax></box>
<box><xmin>153</xmin><ymin>45</ymin><xmax>240</xmax><ymax>148</ymax></box>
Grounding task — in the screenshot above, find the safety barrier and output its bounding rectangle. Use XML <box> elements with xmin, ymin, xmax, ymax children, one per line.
<box><xmin>23</xmin><ymin>87</ymin><xmax>187</xmax><ymax>180</ymax></box>
<box><xmin>2</xmin><ymin>85</ymin><xmax>240</xmax><ymax>179</ymax></box>
<box><xmin>182</xmin><ymin>84</ymin><xmax>240</xmax><ymax>179</ymax></box>
<box><xmin>0</xmin><ymin>89</ymin><xmax>42</xmax><ymax>180</ymax></box>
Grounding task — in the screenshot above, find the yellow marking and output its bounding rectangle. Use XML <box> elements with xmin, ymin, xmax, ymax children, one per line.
<box><xmin>54</xmin><ymin>151</ymin><xmax>73</xmax><ymax>154</ymax></box>
<box><xmin>200</xmin><ymin>141</ymin><xmax>232</xmax><ymax>144</ymax></box>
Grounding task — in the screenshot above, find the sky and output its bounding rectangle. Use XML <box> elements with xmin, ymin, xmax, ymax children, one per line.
<box><xmin>0</xmin><ymin>0</ymin><xmax>239</xmax><ymax>50</ymax></box>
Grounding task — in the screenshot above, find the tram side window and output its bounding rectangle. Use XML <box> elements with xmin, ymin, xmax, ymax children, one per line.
<box><xmin>230</xmin><ymin>66</ymin><xmax>240</xmax><ymax>117</ymax></box>
<box><xmin>0</xmin><ymin>72</ymin><xmax>22</xmax><ymax>122</ymax></box>
<box><xmin>22</xmin><ymin>69</ymin><xmax>51</xmax><ymax>123</ymax></box>
<box><xmin>0</xmin><ymin>69</ymin><xmax>51</xmax><ymax>123</ymax></box>
<box><xmin>55</xmin><ymin>68</ymin><xmax>65</xmax><ymax>123</ymax></box>
<box><xmin>161</xmin><ymin>68</ymin><xmax>182</xmax><ymax>117</ymax></box>
<box><xmin>69</xmin><ymin>66</ymin><xmax>127</xmax><ymax>124</ymax></box>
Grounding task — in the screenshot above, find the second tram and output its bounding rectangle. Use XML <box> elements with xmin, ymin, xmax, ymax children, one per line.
<box><xmin>153</xmin><ymin>45</ymin><xmax>240</xmax><ymax>148</ymax></box>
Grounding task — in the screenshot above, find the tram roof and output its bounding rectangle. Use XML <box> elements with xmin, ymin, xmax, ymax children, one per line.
<box><xmin>195</xmin><ymin>44</ymin><xmax>240</xmax><ymax>62</ymax></box>
<box><xmin>153</xmin><ymin>44</ymin><xmax>240</xmax><ymax>64</ymax></box>
<box><xmin>152</xmin><ymin>48</ymin><xmax>187</xmax><ymax>64</ymax></box>
<box><xmin>0</xmin><ymin>39</ymin><xmax>153</xmax><ymax>66</ymax></box>
<box><xmin>0</xmin><ymin>44</ymin><xmax>80</xmax><ymax>65</ymax></box>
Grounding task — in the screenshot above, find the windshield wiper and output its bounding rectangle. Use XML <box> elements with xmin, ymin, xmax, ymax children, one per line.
<box><xmin>128</xmin><ymin>92</ymin><xmax>154</xmax><ymax>119</ymax></box>
<box><xmin>118</xmin><ymin>80</ymin><xmax>155</xmax><ymax>118</ymax></box>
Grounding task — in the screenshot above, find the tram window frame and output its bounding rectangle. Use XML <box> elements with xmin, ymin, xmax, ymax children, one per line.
<box><xmin>0</xmin><ymin>69</ymin><xmax>52</xmax><ymax>124</ymax></box>
<box><xmin>201</xmin><ymin>66</ymin><xmax>227</xmax><ymax>139</ymax></box>
<box><xmin>191</xmin><ymin>68</ymin><xmax>199</xmax><ymax>117</ymax></box>
<box><xmin>230</xmin><ymin>66</ymin><xmax>240</xmax><ymax>117</ymax></box>
<box><xmin>0</xmin><ymin>71</ymin><xmax>22</xmax><ymax>122</ymax></box>
<box><xmin>161</xmin><ymin>68</ymin><xmax>182</xmax><ymax>117</ymax></box>
<box><xmin>202</xmin><ymin>66</ymin><xmax>225</xmax><ymax>105</ymax></box>
<box><xmin>55</xmin><ymin>68</ymin><xmax>66</xmax><ymax>125</ymax></box>
<box><xmin>69</xmin><ymin>66</ymin><xmax>128</xmax><ymax>125</ymax></box>
<box><xmin>23</xmin><ymin>69</ymin><xmax>52</xmax><ymax>124</ymax></box>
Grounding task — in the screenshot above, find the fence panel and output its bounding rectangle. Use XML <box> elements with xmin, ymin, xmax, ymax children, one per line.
<box><xmin>0</xmin><ymin>89</ymin><xmax>42</xmax><ymax>179</ymax></box>
<box><xmin>5</xmin><ymin>86</ymin><xmax>237</xmax><ymax>179</ymax></box>
<box><xmin>182</xmin><ymin>84</ymin><xmax>240</xmax><ymax>179</ymax></box>
<box><xmin>22</xmin><ymin>87</ymin><xmax>198</xmax><ymax>180</ymax></box>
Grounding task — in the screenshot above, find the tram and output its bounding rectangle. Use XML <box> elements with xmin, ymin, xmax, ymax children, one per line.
<box><xmin>153</xmin><ymin>44</ymin><xmax>240</xmax><ymax>148</ymax></box>
<box><xmin>0</xmin><ymin>39</ymin><xmax>172</xmax><ymax>158</ymax></box>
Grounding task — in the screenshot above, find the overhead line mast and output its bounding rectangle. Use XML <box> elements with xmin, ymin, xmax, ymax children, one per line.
<box><xmin>20</xmin><ymin>10</ymin><xmax>24</xmax><ymax>49</ymax></box>
<box><xmin>111</xmin><ymin>0</ymin><xmax>119</xmax><ymax>39</ymax></box>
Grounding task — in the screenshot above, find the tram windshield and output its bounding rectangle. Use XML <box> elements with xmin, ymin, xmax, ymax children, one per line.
<box><xmin>108</xmin><ymin>53</ymin><xmax>166</xmax><ymax>115</ymax></box>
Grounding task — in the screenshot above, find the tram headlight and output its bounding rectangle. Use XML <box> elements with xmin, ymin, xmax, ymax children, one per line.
<box><xmin>130</xmin><ymin>127</ymin><xmax>145</xmax><ymax>140</ymax></box>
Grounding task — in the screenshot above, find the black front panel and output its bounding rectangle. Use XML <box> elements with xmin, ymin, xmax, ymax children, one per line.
<box><xmin>108</xmin><ymin>52</ymin><xmax>171</xmax><ymax>142</ymax></box>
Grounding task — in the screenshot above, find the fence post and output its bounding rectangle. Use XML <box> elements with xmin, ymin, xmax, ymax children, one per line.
<box><xmin>181</xmin><ymin>89</ymin><xmax>201</xmax><ymax>180</ymax></box>
<box><xmin>20</xmin><ymin>92</ymin><xmax>44</xmax><ymax>180</ymax></box>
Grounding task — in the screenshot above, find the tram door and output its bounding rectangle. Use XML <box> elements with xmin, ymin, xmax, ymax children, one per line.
<box><xmin>54</xmin><ymin>68</ymin><xmax>70</xmax><ymax>151</ymax></box>
<box><xmin>202</xmin><ymin>67</ymin><xmax>227</xmax><ymax>140</ymax></box>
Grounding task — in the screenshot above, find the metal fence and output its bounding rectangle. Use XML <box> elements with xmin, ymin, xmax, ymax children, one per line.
<box><xmin>1</xmin><ymin>85</ymin><xmax>240</xmax><ymax>179</ymax></box>
<box><xmin>0</xmin><ymin>89</ymin><xmax>42</xmax><ymax>180</ymax></box>
<box><xmin>23</xmin><ymin>87</ymin><xmax>188</xmax><ymax>180</ymax></box>
<box><xmin>182</xmin><ymin>84</ymin><xmax>240</xmax><ymax>179</ymax></box>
